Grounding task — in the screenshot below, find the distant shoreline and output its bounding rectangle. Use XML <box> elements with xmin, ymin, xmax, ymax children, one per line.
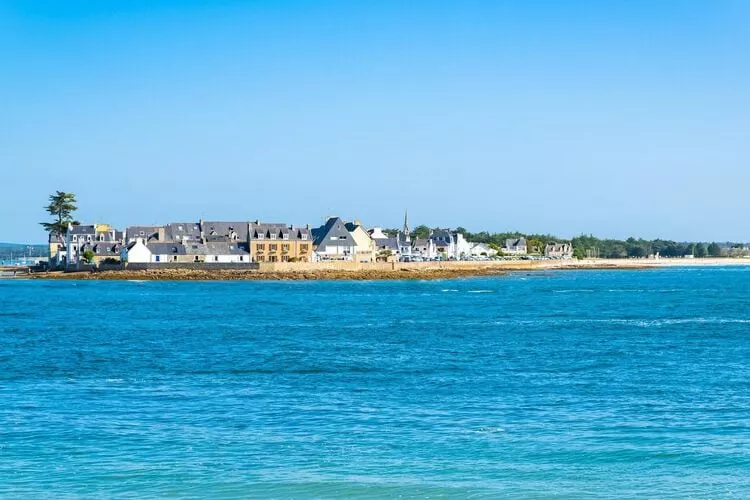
<box><xmin>13</xmin><ymin>258</ymin><xmax>750</xmax><ymax>281</ymax></box>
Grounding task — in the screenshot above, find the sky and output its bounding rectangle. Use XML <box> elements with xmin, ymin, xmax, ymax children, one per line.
<box><xmin>2</xmin><ymin>0</ymin><xmax>749</xmax><ymax>243</ymax></box>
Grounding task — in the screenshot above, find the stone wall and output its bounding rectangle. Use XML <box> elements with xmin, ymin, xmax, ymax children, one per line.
<box><xmin>124</xmin><ymin>262</ymin><xmax>260</xmax><ymax>271</ymax></box>
<box><xmin>256</xmin><ymin>260</ymin><xmax>551</xmax><ymax>273</ymax></box>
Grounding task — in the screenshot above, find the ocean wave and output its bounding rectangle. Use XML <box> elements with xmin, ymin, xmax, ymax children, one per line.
<box><xmin>492</xmin><ymin>317</ymin><xmax>750</xmax><ymax>327</ymax></box>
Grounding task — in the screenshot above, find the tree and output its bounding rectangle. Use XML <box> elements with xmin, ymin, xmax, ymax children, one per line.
<box><xmin>573</xmin><ymin>247</ymin><xmax>587</xmax><ymax>260</ymax></box>
<box><xmin>40</xmin><ymin>191</ymin><xmax>78</xmax><ymax>236</ymax></box>
<box><xmin>377</xmin><ymin>249</ymin><xmax>393</xmax><ymax>261</ymax></box>
<box><xmin>82</xmin><ymin>249</ymin><xmax>95</xmax><ymax>264</ymax></box>
<box><xmin>526</xmin><ymin>238</ymin><xmax>544</xmax><ymax>255</ymax></box>
<box><xmin>694</xmin><ymin>243</ymin><xmax>707</xmax><ymax>258</ymax></box>
<box><xmin>411</xmin><ymin>225</ymin><xmax>430</xmax><ymax>239</ymax></box>
<box><xmin>707</xmin><ymin>242</ymin><xmax>722</xmax><ymax>257</ymax></box>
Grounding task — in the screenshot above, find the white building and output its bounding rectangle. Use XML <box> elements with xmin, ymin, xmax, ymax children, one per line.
<box><xmin>545</xmin><ymin>242</ymin><xmax>573</xmax><ymax>259</ymax></box>
<box><xmin>504</xmin><ymin>237</ymin><xmax>528</xmax><ymax>255</ymax></box>
<box><xmin>470</xmin><ymin>243</ymin><xmax>498</xmax><ymax>257</ymax></box>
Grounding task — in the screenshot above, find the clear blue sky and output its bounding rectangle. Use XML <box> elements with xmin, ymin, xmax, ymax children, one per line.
<box><xmin>2</xmin><ymin>1</ymin><xmax>749</xmax><ymax>243</ymax></box>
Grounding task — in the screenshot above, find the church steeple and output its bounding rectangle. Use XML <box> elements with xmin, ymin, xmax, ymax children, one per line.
<box><xmin>403</xmin><ymin>209</ymin><xmax>410</xmax><ymax>242</ymax></box>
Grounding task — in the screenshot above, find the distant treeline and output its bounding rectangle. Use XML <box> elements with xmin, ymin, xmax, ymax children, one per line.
<box><xmin>0</xmin><ymin>244</ymin><xmax>47</xmax><ymax>260</ymax></box>
<box><xmin>384</xmin><ymin>226</ymin><xmax>744</xmax><ymax>259</ymax></box>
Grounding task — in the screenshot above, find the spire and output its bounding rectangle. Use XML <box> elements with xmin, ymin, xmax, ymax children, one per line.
<box><xmin>403</xmin><ymin>209</ymin><xmax>410</xmax><ymax>242</ymax></box>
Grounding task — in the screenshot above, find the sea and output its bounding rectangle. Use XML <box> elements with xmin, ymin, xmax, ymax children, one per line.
<box><xmin>1</xmin><ymin>268</ymin><xmax>749</xmax><ymax>498</ymax></box>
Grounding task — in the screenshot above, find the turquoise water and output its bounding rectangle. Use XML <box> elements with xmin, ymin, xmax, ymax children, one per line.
<box><xmin>1</xmin><ymin>268</ymin><xmax>749</xmax><ymax>498</ymax></box>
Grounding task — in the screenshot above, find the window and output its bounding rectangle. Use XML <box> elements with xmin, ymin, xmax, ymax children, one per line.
<box><xmin>301</xmin><ymin>234</ymin><xmax>308</xmax><ymax>240</ymax></box>
<box><xmin>257</xmin><ymin>244</ymin><xmax>265</xmax><ymax>251</ymax></box>
<box><xmin>256</xmin><ymin>233</ymin><xmax>264</xmax><ymax>240</ymax></box>
<box><xmin>270</xmin><ymin>233</ymin><xmax>277</xmax><ymax>240</ymax></box>
<box><xmin>283</xmin><ymin>233</ymin><xmax>289</xmax><ymax>240</ymax></box>
<box><xmin>173</xmin><ymin>255</ymin><xmax>178</xmax><ymax>262</ymax></box>
<box><xmin>240</xmin><ymin>256</ymin><xmax>244</xmax><ymax>262</ymax></box>
<box><xmin>300</xmin><ymin>244</ymin><xmax>309</xmax><ymax>252</ymax></box>
<box><xmin>269</xmin><ymin>244</ymin><xmax>278</xmax><ymax>252</ymax></box>
<box><xmin>281</xmin><ymin>255</ymin><xmax>289</xmax><ymax>262</ymax></box>
<box><xmin>282</xmin><ymin>244</ymin><xmax>289</xmax><ymax>252</ymax></box>
<box><xmin>155</xmin><ymin>255</ymin><xmax>160</xmax><ymax>262</ymax></box>
<box><xmin>214</xmin><ymin>256</ymin><xmax>219</xmax><ymax>262</ymax></box>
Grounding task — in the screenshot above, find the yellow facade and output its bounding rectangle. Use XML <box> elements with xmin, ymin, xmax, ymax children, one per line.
<box><xmin>251</xmin><ymin>239</ymin><xmax>312</xmax><ymax>263</ymax></box>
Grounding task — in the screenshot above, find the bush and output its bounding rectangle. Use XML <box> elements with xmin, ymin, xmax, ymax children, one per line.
<box><xmin>82</xmin><ymin>249</ymin><xmax>95</xmax><ymax>263</ymax></box>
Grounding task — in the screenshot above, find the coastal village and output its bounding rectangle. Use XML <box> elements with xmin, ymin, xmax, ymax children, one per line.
<box><xmin>46</xmin><ymin>213</ymin><xmax>574</xmax><ymax>270</ymax></box>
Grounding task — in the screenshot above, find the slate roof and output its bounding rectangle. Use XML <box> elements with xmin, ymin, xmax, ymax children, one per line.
<box><xmin>204</xmin><ymin>242</ymin><xmax>250</xmax><ymax>255</ymax></box>
<box><xmin>203</xmin><ymin>221</ymin><xmax>249</xmax><ymax>242</ymax></box>
<box><xmin>48</xmin><ymin>232</ymin><xmax>65</xmax><ymax>243</ymax></box>
<box><xmin>429</xmin><ymin>230</ymin><xmax>453</xmax><ymax>242</ymax></box>
<box><xmin>164</xmin><ymin>222</ymin><xmax>202</xmax><ymax>242</ymax></box>
<box><xmin>505</xmin><ymin>237</ymin><xmax>527</xmax><ymax>248</ymax></box>
<box><xmin>69</xmin><ymin>225</ymin><xmax>96</xmax><ymax>235</ymax></box>
<box><xmin>250</xmin><ymin>222</ymin><xmax>286</xmax><ymax>239</ymax></box>
<box><xmin>78</xmin><ymin>242</ymin><xmax>122</xmax><ymax>256</ymax></box>
<box><xmin>249</xmin><ymin>222</ymin><xmax>311</xmax><ymax>241</ymax></box>
<box><xmin>127</xmin><ymin>226</ymin><xmax>162</xmax><ymax>241</ymax></box>
<box><xmin>147</xmin><ymin>243</ymin><xmax>187</xmax><ymax>255</ymax></box>
<box><xmin>374</xmin><ymin>237</ymin><xmax>399</xmax><ymax>251</ymax></box>
<box><xmin>313</xmin><ymin>217</ymin><xmax>352</xmax><ymax>247</ymax></box>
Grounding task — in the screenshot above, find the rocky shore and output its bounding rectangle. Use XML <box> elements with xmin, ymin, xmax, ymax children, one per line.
<box><xmin>29</xmin><ymin>266</ymin><xmax>511</xmax><ymax>281</ymax></box>
<box><xmin>20</xmin><ymin>257</ymin><xmax>750</xmax><ymax>281</ymax></box>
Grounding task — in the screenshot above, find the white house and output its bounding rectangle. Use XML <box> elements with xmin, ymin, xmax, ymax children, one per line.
<box><xmin>470</xmin><ymin>243</ymin><xmax>498</xmax><ymax>257</ymax></box>
<box><xmin>545</xmin><ymin>242</ymin><xmax>573</xmax><ymax>259</ymax></box>
<box><xmin>202</xmin><ymin>242</ymin><xmax>251</xmax><ymax>263</ymax></box>
<box><xmin>124</xmin><ymin>240</ymin><xmax>187</xmax><ymax>263</ymax></box>
<box><xmin>412</xmin><ymin>238</ymin><xmax>437</xmax><ymax>259</ymax></box>
<box><xmin>504</xmin><ymin>237</ymin><xmax>528</xmax><ymax>255</ymax></box>
<box><xmin>428</xmin><ymin>229</ymin><xmax>472</xmax><ymax>260</ymax></box>
<box><xmin>123</xmin><ymin>238</ymin><xmax>152</xmax><ymax>263</ymax></box>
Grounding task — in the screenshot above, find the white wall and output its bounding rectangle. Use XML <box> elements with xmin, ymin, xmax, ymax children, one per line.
<box><xmin>126</xmin><ymin>240</ymin><xmax>152</xmax><ymax>263</ymax></box>
<box><xmin>204</xmin><ymin>254</ymin><xmax>250</xmax><ymax>263</ymax></box>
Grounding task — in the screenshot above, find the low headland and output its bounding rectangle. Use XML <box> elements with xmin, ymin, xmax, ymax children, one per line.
<box><xmin>15</xmin><ymin>257</ymin><xmax>750</xmax><ymax>281</ymax></box>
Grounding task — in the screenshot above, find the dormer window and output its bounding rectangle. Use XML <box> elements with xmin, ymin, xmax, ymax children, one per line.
<box><xmin>256</xmin><ymin>233</ymin><xmax>264</xmax><ymax>240</ymax></box>
<box><xmin>282</xmin><ymin>233</ymin><xmax>289</xmax><ymax>240</ymax></box>
<box><xmin>301</xmin><ymin>234</ymin><xmax>308</xmax><ymax>240</ymax></box>
<box><xmin>270</xmin><ymin>233</ymin><xmax>277</xmax><ymax>240</ymax></box>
